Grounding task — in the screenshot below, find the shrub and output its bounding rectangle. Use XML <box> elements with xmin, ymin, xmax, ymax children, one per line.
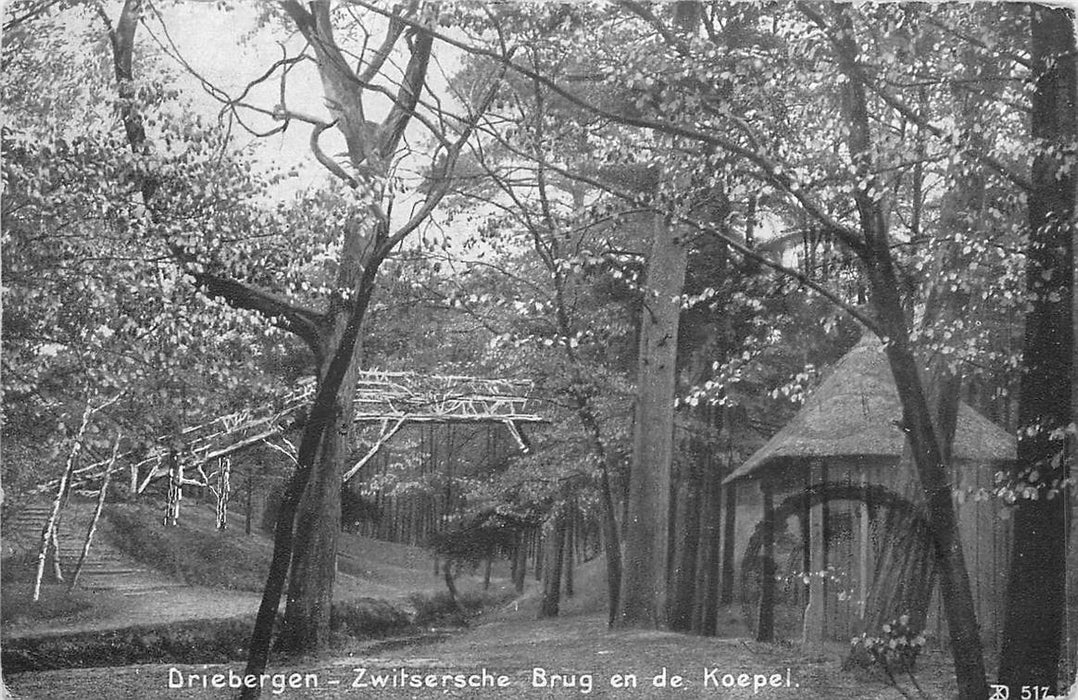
<box><xmin>408</xmin><ymin>588</ymin><xmax>515</xmax><ymax>627</ymax></box>
<box><xmin>849</xmin><ymin>614</ymin><xmax>926</xmax><ymax>672</ymax></box>
<box><xmin>1</xmin><ymin>551</ymin><xmax>39</xmax><ymax>584</ymax></box>
<box><xmin>1</xmin><ymin>584</ymin><xmax>109</xmax><ymax>627</ymax></box>
<box><xmin>848</xmin><ymin>614</ymin><xmax>928</xmax><ymax>699</ymax></box>
<box><xmin>330</xmin><ymin>598</ymin><xmax>412</xmax><ymax>640</ymax></box>
<box><xmin>2</xmin><ymin>617</ymin><xmax>253</xmax><ymax>672</ymax></box>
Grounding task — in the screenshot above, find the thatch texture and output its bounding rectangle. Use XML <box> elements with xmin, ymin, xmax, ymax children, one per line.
<box><xmin>725</xmin><ymin>336</ymin><xmax>1016</xmax><ymax>483</ymax></box>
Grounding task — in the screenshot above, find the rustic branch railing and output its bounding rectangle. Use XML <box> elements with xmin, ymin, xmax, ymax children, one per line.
<box><xmin>47</xmin><ymin>370</ymin><xmax>544</xmax><ymax>495</ymax></box>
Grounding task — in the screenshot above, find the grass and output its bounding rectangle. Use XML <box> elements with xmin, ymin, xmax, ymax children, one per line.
<box><xmin>102</xmin><ymin>503</ymin><xmax>270</xmax><ymax>592</ymax></box>
<box><xmin>0</xmin><ymin>581</ymin><xmax>120</xmax><ymax>630</ymax></box>
<box><xmin>1</xmin><ymin>550</ymin><xmax>125</xmax><ymax>632</ymax></box>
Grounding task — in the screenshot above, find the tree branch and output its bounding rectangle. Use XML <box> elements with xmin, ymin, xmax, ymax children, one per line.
<box><xmin>617</xmin><ymin>1</ymin><xmax>690</xmax><ymax>56</ymax></box>
<box><xmin>358</xmin><ymin>4</ymin><xmax>407</xmax><ymax>83</ymax></box>
<box><xmin>346</xmin><ymin>0</ymin><xmax>868</xmax><ymax>256</ymax></box>
<box><xmin>192</xmin><ymin>271</ymin><xmax>324</xmax><ymax>350</ymax></box>
<box><xmin>377</xmin><ymin>10</ymin><xmax>434</xmax><ymax>159</ymax></box>
<box><xmin>383</xmin><ymin>55</ymin><xmax>510</xmax><ymax>251</ymax></box>
<box><xmin>309</xmin><ymin>121</ymin><xmax>358</xmax><ymax>187</ymax></box>
<box><xmin>866</xmin><ymin>81</ymin><xmax>1034</xmax><ymax>193</ymax></box>
<box><xmin>473</xmin><ymin>118</ymin><xmax>882</xmax><ymax>335</ymax></box>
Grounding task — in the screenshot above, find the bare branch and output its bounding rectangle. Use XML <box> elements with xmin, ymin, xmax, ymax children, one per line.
<box><xmin>309</xmin><ymin>121</ymin><xmax>359</xmax><ymax>187</ymax></box>
<box><xmin>4</xmin><ymin>0</ymin><xmax>65</xmax><ymax>31</ymax></box>
<box><xmin>358</xmin><ymin>4</ymin><xmax>407</xmax><ymax>83</ymax></box>
<box><xmin>377</xmin><ymin>11</ymin><xmax>433</xmax><ymax>159</ymax></box>
<box><xmin>383</xmin><ymin>55</ymin><xmax>511</xmax><ymax>251</ymax></box>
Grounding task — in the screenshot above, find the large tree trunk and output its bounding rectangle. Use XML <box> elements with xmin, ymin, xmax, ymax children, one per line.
<box><xmin>998</xmin><ymin>7</ymin><xmax>1076</xmax><ymax>695</ymax></box>
<box><xmin>275</xmin><ymin>337</ymin><xmax>360</xmax><ymax>651</ymax></box>
<box><xmin>615</xmin><ymin>213</ymin><xmax>688</xmax><ymax>628</ymax></box>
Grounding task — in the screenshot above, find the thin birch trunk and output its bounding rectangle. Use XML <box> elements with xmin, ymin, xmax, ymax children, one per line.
<box><xmin>70</xmin><ymin>435</ymin><xmax>121</xmax><ymax>591</ymax></box>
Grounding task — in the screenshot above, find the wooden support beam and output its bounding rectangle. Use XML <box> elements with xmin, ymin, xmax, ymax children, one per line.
<box><xmin>503</xmin><ymin>420</ymin><xmax>531</xmax><ymax>453</ymax></box>
<box><xmin>342</xmin><ymin>417</ymin><xmax>407</xmax><ymax>483</ymax></box>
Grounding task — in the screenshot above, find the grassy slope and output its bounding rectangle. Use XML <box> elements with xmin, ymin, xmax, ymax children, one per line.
<box><xmin>2</xmin><ymin>500</ymin><xmax>504</xmax><ymax>636</ymax></box>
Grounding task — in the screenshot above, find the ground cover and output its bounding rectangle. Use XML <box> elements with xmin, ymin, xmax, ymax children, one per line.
<box><xmin>5</xmin><ymin>605</ymin><xmax>958</xmax><ymax>699</ymax></box>
<box><xmin>2</xmin><ymin>503</ymin><xmax>963</xmax><ymax>699</ymax></box>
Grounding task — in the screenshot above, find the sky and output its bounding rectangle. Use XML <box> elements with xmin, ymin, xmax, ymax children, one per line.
<box><xmin>143</xmin><ymin>1</ymin><xmax>466</xmax><ymax>205</ymax></box>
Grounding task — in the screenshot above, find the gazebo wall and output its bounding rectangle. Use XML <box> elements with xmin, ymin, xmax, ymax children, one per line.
<box><xmin>727</xmin><ymin>455</ymin><xmax>1012</xmax><ymax>650</ymax></box>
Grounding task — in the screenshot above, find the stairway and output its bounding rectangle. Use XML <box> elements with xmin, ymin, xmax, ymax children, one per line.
<box><xmin>4</xmin><ymin>502</ymin><xmax>187</xmax><ymax>596</ymax></box>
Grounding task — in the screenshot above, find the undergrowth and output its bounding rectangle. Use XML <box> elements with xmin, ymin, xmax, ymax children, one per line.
<box><xmin>409</xmin><ymin>588</ymin><xmax>516</xmax><ymax>626</ymax></box>
<box><xmin>4</xmin><ymin>598</ymin><xmax>418</xmax><ymax>672</ymax></box>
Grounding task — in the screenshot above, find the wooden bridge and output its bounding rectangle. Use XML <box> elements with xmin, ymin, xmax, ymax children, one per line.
<box><xmin>50</xmin><ymin>370</ymin><xmax>545</xmax><ymax>497</ymax></box>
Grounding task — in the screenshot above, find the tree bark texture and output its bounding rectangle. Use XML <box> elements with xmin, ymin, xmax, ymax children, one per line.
<box><xmin>998</xmin><ymin>7</ymin><xmax>1076</xmax><ymax>694</ymax></box>
<box><xmin>615</xmin><ymin>213</ymin><xmax>688</xmax><ymax>628</ymax></box>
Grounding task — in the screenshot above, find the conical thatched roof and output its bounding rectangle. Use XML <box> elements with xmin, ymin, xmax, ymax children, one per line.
<box><xmin>724</xmin><ymin>336</ymin><xmax>1016</xmax><ymax>484</ymax></box>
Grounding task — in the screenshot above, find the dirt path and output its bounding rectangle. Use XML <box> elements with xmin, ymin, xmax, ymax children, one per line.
<box><xmin>6</xmin><ymin>609</ymin><xmax>958</xmax><ymax>699</ymax></box>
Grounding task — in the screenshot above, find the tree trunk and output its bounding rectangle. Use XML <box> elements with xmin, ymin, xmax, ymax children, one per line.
<box><xmin>35</xmin><ymin>403</ymin><xmax>94</xmax><ymax>601</ymax></box>
<box><xmin>539</xmin><ymin>514</ymin><xmax>568</xmax><ymax>618</ymax></box>
<box><xmin>599</xmin><ymin>452</ymin><xmax>623</xmax><ymax>624</ymax></box>
<box><xmin>564</xmin><ymin>513</ymin><xmax>575</xmax><ymax>598</ymax></box>
<box><xmin>513</xmin><ymin>530</ymin><xmax>528</xmax><ymax>593</ymax></box>
<box><xmin>70</xmin><ymin>437</ymin><xmax>120</xmax><ymax>591</ymax></box>
<box><xmin>443</xmin><ymin>561</ymin><xmax>461</xmax><ymax>609</ymax></box>
<box><xmin>819</xmin><ymin>7</ymin><xmax>989</xmax><ymax>695</ymax></box>
<box><xmin>275</xmin><ymin>390</ymin><xmax>348</xmax><ymax>651</ymax></box>
<box><xmin>719</xmin><ymin>478</ymin><xmax>737</xmax><ymax>606</ymax></box>
<box><xmin>615</xmin><ymin>212</ymin><xmax>688</xmax><ymax>628</ymax></box>
<box><xmin>277</xmin><ymin>285</ymin><xmax>367</xmax><ymax>652</ymax></box>
<box><xmin>669</xmin><ymin>445</ymin><xmax>704</xmax><ymax>631</ymax></box>
<box><xmin>245</xmin><ymin>466</ymin><xmax>253</xmax><ymax>536</ymax></box>
<box><xmin>871</xmin><ymin>285</ymin><xmax>988</xmax><ymax>699</ymax></box>
<box><xmin>998</xmin><ymin>7</ymin><xmax>1076</xmax><ymax>695</ymax></box>
<box><xmin>699</xmin><ymin>446</ymin><xmax>724</xmax><ymax>635</ymax></box>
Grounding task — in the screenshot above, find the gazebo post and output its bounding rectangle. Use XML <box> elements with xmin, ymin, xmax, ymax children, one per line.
<box><xmin>802</xmin><ymin>461</ymin><xmax>826</xmax><ymax>648</ymax></box>
<box><xmin>858</xmin><ymin>469</ymin><xmax>870</xmax><ymax>620</ymax></box>
<box><xmin>755</xmin><ymin>477</ymin><xmax>775</xmax><ymax>642</ymax></box>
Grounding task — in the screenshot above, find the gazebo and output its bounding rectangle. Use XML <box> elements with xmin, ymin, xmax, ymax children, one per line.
<box><xmin>724</xmin><ymin>335</ymin><xmax>1016</xmax><ymax>649</ymax></box>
